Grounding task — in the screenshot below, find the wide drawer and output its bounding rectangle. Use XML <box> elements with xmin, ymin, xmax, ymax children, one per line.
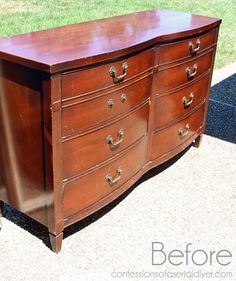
<box><xmin>157</xmin><ymin>49</ymin><xmax>213</xmax><ymax>94</ymax></box>
<box><xmin>151</xmin><ymin>104</ymin><xmax>204</xmax><ymax>160</ymax></box>
<box><xmin>61</xmin><ymin>48</ymin><xmax>154</xmax><ymax>100</ymax></box>
<box><xmin>154</xmin><ymin>73</ymin><xmax>209</xmax><ymax>129</ymax></box>
<box><xmin>62</xmin><ymin>74</ymin><xmax>152</xmax><ymax>137</ymax></box>
<box><xmin>158</xmin><ymin>29</ymin><xmax>216</xmax><ymax>65</ymax></box>
<box><xmin>62</xmin><ymin>103</ymin><xmax>149</xmax><ymax>179</ymax></box>
<box><xmin>63</xmin><ymin>138</ymin><xmax>147</xmax><ymax>218</ymax></box>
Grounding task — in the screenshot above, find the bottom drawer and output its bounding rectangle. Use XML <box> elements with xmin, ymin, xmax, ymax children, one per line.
<box><xmin>151</xmin><ymin>104</ymin><xmax>204</xmax><ymax>160</ymax></box>
<box><xmin>63</xmin><ymin>138</ymin><xmax>147</xmax><ymax>218</ymax></box>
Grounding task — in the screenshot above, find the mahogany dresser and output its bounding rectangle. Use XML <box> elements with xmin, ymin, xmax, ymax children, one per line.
<box><xmin>0</xmin><ymin>9</ymin><xmax>221</xmax><ymax>253</ymax></box>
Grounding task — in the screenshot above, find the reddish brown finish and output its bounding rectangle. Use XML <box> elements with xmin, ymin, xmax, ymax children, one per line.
<box><xmin>42</xmin><ymin>74</ymin><xmax>64</xmax><ymax>237</ymax></box>
<box><xmin>61</xmin><ymin>49</ymin><xmax>154</xmax><ymax>100</ymax></box>
<box><xmin>0</xmin><ymin>60</ymin><xmax>46</xmax><ymax>225</ymax></box>
<box><xmin>63</xmin><ymin>138</ymin><xmax>147</xmax><ymax>218</ymax></box>
<box><xmin>194</xmin><ymin>133</ymin><xmax>204</xmax><ymax>148</ymax></box>
<box><xmin>157</xmin><ymin>49</ymin><xmax>214</xmax><ymax>94</ymax></box>
<box><xmin>151</xmin><ymin>105</ymin><xmax>204</xmax><ymax>160</ymax></box>
<box><xmin>62</xmin><ymin>74</ymin><xmax>152</xmax><ymax>137</ymax></box>
<box><xmin>62</xmin><ymin>103</ymin><xmax>149</xmax><ymax>179</ymax></box>
<box><xmin>0</xmin><ymin>10</ymin><xmax>221</xmax><ymax>252</ymax></box>
<box><xmin>0</xmin><ymin>10</ymin><xmax>221</xmax><ymax>73</ymax></box>
<box><xmin>49</xmin><ymin>232</ymin><xmax>63</xmax><ymax>254</ymax></box>
<box><xmin>154</xmin><ymin>73</ymin><xmax>209</xmax><ymax>129</ymax></box>
<box><xmin>158</xmin><ymin>28</ymin><xmax>216</xmax><ymax>65</ymax></box>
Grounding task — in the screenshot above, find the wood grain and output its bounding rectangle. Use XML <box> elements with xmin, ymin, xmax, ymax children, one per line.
<box><xmin>0</xmin><ymin>9</ymin><xmax>221</xmax><ymax>73</ymax></box>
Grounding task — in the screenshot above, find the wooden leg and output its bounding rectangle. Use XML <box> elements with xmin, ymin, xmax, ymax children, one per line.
<box><xmin>49</xmin><ymin>232</ymin><xmax>63</xmax><ymax>253</ymax></box>
<box><xmin>0</xmin><ymin>201</ymin><xmax>4</xmax><ymax>217</ymax></box>
<box><xmin>194</xmin><ymin>134</ymin><xmax>203</xmax><ymax>148</ymax></box>
<box><xmin>0</xmin><ymin>201</ymin><xmax>4</xmax><ymax>230</ymax></box>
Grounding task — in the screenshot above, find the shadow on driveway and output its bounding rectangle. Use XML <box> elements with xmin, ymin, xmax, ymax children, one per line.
<box><xmin>206</xmin><ymin>73</ymin><xmax>236</xmax><ymax>144</ymax></box>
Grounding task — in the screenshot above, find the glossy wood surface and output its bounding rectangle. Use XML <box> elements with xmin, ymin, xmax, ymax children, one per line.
<box><xmin>42</xmin><ymin>74</ymin><xmax>64</xmax><ymax>238</ymax></box>
<box><xmin>157</xmin><ymin>49</ymin><xmax>214</xmax><ymax>94</ymax></box>
<box><xmin>0</xmin><ymin>9</ymin><xmax>221</xmax><ymax>73</ymax></box>
<box><xmin>154</xmin><ymin>73</ymin><xmax>209</xmax><ymax>129</ymax></box>
<box><xmin>0</xmin><ymin>60</ymin><xmax>46</xmax><ymax>225</ymax></box>
<box><xmin>0</xmin><ymin>9</ymin><xmax>221</xmax><ymax>253</ymax></box>
<box><xmin>63</xmin><ymin>138</ymin><xmax>147</xmax><ymax>218</ymax></box>
<box><xmin>62</xmin><ymin>73</ymin><xmax>152</xmax><ymax>137</ymax></box>
<box><xmin>158</xmin><ymin>28</ymin><xmax>216</xmax><ymax>65</ymax></box>
<box><xmin>151</xmin><ymin>105</ymin><xmax>204</xmax><ymax>160</ymax></box>
<box><xmin>62</xmin><ymin>103</ymin><xmax>148</xmax><ymax>179</ymax></box>
<box><xmin>61</xmin><ymin>49</ymin><xmax>154</xmax><ymax>100</ymax></box>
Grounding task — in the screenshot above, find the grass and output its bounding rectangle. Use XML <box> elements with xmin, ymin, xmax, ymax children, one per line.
<box><xmin>0</xmin><ymin>0</ymin><xmax>235</xmax><ymax>69</ymax></box>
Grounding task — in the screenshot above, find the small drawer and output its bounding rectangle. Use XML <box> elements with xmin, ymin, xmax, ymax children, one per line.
<box><xmin>62</xmin><ymin>74</ymin><xmax>152</xmax><ymax>137</ymax></box>
<box><xmin>154</xmin><ymin>73</ymin><xmax>209</xmax><ymax>129</ymax></box>
<box><xmin>151</xmin><ymin>104</ymin><xmax>204</xmax><ymax>160</ymax></box>
<box><xmin>158</xmin><ymin>49</ymin><xmax>214</xmax><ymax>94</ymax></box>
<box><xmin>63</xmin><ymin>138</ymin><xmax>147</xmax><ymax>218</ymax></box>
<box><xmin>61</xmin><ymin>49</ymin><xmax>154</xmax><ymax>100</ymax></box>
<box><xmin>158</xmin><ymin>28</ymin><xmax>216</xmax><ymax>65</ymax></box>
<box><xmin>62</xmin><ymin>103</ymin><xmax>149</xmax><ymax>179</ymax></box>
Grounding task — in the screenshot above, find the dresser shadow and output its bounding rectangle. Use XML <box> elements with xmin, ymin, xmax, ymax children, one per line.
<box><xmin>206</xmin><ymin>73</ymin><xmax>236</xmax><ymax>144</ymax></box>
<box><xmin>3</xmin><ymin>144</ymin><xmax>191</xmax><ymax>250</ymax></box>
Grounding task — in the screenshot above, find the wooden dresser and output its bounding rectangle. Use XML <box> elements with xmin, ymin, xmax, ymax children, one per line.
<box><xmin>0</xmin><ymin>9</ymin><xmax>221</xmax><ymax>252</ymax></box>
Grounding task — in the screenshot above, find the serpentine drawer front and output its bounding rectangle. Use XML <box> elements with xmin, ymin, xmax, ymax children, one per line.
<box><xmin>0</xmin><ymin>9</ymin><xmax>221</xmax><ymax>253</ymax></box>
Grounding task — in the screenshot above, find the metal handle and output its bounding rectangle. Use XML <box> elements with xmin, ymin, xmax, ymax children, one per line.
<box><xmin>109</xmin><ymin>62</ymin><xmax>128</xmax><ymax>83</ymax></box>
<box><xmin>106</xmin><ymin>129</ymin><xmax>124</xmax><ymax>149</ymax></box>
<box><xmin>108</xmin><ymin>99</ymin><xmax>114</xmax><ymax>108</ymax></box>
<box><xmin>182</xmin><ymin>92</ymin><xmax>194</xmax><ymax>108</ymax></box>
<box><xmin>120</xmin><ymin>94</ymin><xmax>126</xmax><ymax>103</ymax></box>
<box><xmin>189</xmin><ymin>39</ymin><xmax>201</xmax><ymax>55</ymax></box>
<box><xmin>178</xmin><ymin>124</ymin><xmax>190</xmax><ymax>138</ymax></box>
<box><xmin>185</xmin><ymin>64</ymin><xmax>197</xmax><ymax>79</ymax></box>
<box><xmin>105</xmin><ymin>167</ymin><xmax>122</xmax><ymax>185</ymax></box>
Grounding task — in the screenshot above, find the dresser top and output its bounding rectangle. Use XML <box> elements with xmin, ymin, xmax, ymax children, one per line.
<box><xmin>0</xmin><ymin>9</ymin><xmax>221</xmax><ymax>74</ymax></box>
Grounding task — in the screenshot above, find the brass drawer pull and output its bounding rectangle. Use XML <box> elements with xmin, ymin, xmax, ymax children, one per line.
<box><xmin>120</xmin><ymin>93</ymin><xmax>126</xmax><ymax>103</ymax></box>
<box><xmin>185</xmin><ymin>64</ymin><xmax>197</xmax><ymax>79</ymax></box>
<box><xmin>178</xmin><ymin>124</ymin><xmax>190</xmax><ymax>138</ymax></box>
<box><xmin>105</xmin><ymin>167</ymin><xmax>122</xmax><ymax>185</ymax></box>
<box><xmin>109</xmin><ymin>62</ymin><xmax>128</xmax><ymax>83</ymax></box>
<box><xmin>182</xmin><ymin>92</ymin><xmax>194</xmax><ymax>108</ymax></box>
<box><xmin>106</xmin><ymin>129</ymin><xmax>124</xmax><ymax>149</ymax></box>
<box><xmin>189</xmin><ymin>38</ymin><xmax>201</xmax><ymax>55</ymax></box>
<box><xmin>108</xmin><ymin>99</ymin><xmax>114</xmax><ymax>108</ymax></box>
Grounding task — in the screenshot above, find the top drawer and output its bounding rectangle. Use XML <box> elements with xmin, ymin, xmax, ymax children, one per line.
<box><xmin>158</xmin><ymin>28</ymin><xmax>216</xmax><ymax>65</ymax></box>
<box><xmin>61</xmin><ymin>49</ymin><xmax>154</xmax><ymax>100</ymax></box>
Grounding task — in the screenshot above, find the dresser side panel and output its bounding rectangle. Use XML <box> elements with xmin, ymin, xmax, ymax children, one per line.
<box><xmin>0</xmin><ymin>60</ymin><xmax>47</xmax><ymax>226</ymax></box>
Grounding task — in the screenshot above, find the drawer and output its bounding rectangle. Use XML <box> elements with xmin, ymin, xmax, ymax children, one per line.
<box><xmin>158</xmin><ymin>28</ymin><xmax>216</xmax><ymax>65</ymax></box>
<box><xmin>62</xmin><ymin>103</ymin><xmax>149</xmax><ymax>179</ymax></box>
<box><xmin>158</xmin><ymin>49</ymin><xmax>214</xmax><ymax>94</ymax></box>
<box><xmin>154</xmin><ymin>73</ymin><xmax>209</xmax><ymax>129</ymax></box>
<box><xmin>62</xmin><ymin>74</ymin><xmax>152</xmax><ymax>137</ymax></box>
<box><xmin>63</xmin><ymin>138</ymin><xmax>147</xmax><ymax>218</ymax></box>
<box><xmin>151</xmin><ymin>104</ymin><xmax>204</xmax><ymax>160</ymax></box>
<box><xmin>61</xmin><ymin>49</ymin><xmax>154</xmax><ymax>100</ymax></box>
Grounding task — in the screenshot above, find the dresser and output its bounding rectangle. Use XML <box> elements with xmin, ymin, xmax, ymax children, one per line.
<box><xmin>0</xmin><ymin>9</ymin><xmax>221</xmax><ymax>253</ymax></box>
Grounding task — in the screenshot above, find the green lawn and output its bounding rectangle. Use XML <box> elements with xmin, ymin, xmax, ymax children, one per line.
<box><xmin>0</xmin><ymin>0</ymin><xmax>235</xmax><ymax>69</ymax></box>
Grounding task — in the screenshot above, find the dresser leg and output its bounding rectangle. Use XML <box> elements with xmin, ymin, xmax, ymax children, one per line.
<box><xmin>194</xmin><ymin>134</ymin><xmax>203</xmax><ymax>148</ymax></box>
<box><xmin>49</xmin><ymin>232</ymin><xmax>63</xmax><ymax>253</ymax></box>
<box><xmin>0</xmin><ymin>201</ymin><xmax>4</xmax><ymax>231</ymax></box>
<box><xmin>0</xmin><ymin>201</ymin><xmax>4</xmax><ymax>217</ymax></box>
